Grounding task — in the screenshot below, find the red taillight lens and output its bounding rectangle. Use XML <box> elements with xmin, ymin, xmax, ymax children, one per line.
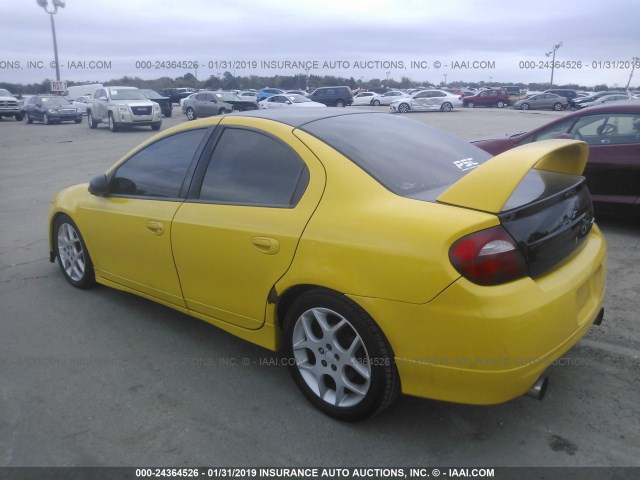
<box><xmin>449</xmin><ymin>226</ymin><xmax>528</xmax><ymax>286</ymax></box>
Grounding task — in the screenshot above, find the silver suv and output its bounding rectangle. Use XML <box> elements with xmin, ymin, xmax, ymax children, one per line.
<box><xmin>87</xmin><ymin>86</ymin><xmax>162</xmax><ymax>132</ymax></box>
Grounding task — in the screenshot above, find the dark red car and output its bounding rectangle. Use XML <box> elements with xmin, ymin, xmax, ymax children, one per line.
<box><xmin>462</xmin><ymin>88</ymin><xmax>510</xmax><ymax>108</ymax></box>
<box><xmin>473</xmin><ymin>102</ymin><xmax>640</xmax><ymax>216</ymax></box>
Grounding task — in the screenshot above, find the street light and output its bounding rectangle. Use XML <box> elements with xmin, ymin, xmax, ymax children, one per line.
<box><xmin>36</xmin><ymin>0</ymin><xmax>65</xmax><ymax>82</ymax></box>
<box><xmin>545</xmin><ymin>42</ymin><xmax>563</xmax><ymax>88</ymax></box>
<box><xmin>625</xmin><ymin>57</ymin><xmax>639</xmax><ymax>91</ymax></box>
<box><xmin>385</xmin><ymin>70</ymin><xmax>391</xmax><ymax>86</ymax></box>
<box><xmin>443</xmin><ymin>74</ymin><xmax>448</xmax><ymax>86</ymax></box>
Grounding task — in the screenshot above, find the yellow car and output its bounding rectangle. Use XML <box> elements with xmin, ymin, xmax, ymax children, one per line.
<box><xmin>49</xmin><ymin>110</ymin><xmax>606</xmax><ymax>421</ymax></box>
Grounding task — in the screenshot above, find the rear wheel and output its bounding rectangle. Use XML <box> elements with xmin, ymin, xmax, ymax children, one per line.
<box><xmin>552</xmin><ymin>102</ymin><xmax>563</xmax><ymax>111</ymax></box>
<box><xmin>284</xmin><ymin>290</ymin><xmax>399</xmax><ymax>421</ymax></box>
<box><xmin>335</xmin><ymin>100</ymin><xmax>346</xmax><ymax>107</ymax></box>
<box><xmin>53</xmin><ymin>214</ymin><xmax>96</xmax><ymax>289</ymax></box>
<box><xmin>441</xmin><ymin>102</ymin><xmax>453</xmax><ymax>112</ymax></box>
<box><xmin>496</xmin><ymin>101</ymin><xmax>505</xmax><ymax>108</ymax></box>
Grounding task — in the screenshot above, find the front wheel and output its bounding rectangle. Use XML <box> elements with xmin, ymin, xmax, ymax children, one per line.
<box><xmin>552</xmin><ymin>102</ymin><xmax>563</xmax><ymax>111</ymax></box>
<box><xmin>467</xmin><ymin>102</ymin><xmax>475</xmax><ymax>108</ymax></box>
<box><xmin>15</xmin><ymin>112</ymin><xmax>24</xmax><ymax>121</ymax></box>
<box><xmin>372</xmin><ymin>99</ymin><xmax>380</xmax><ymax>106</ymax></box>
<box><xmin>185</xmin><ymin>107</ymin><xmax>196</xmax><ymax>121</ymax></box>
<box><xmin>496</xmin><ymin>101</ymin><xmax>505</xmax><ymax>108</ymax></box>
<box><xmin>108</xmin><ymin>112</ymin><xmax>119</xmax><ymax>132</ymax></box>
<box><xmin>284</xmin><ymin>290</ymin><xmax>399</xmax><ymax>421</ymax></box>
<box><xmin>87</xmin><ymin>111</ymin><xmax>97</xmax><ymax>129</ymax></box>
<box><xmin>25</xmin><ymin>113</ymin><xmax>33</xmax><ymax>124</ymax></box>
<box><xmin>43</xmin><ymin>113</ymin><xmax>50</xmax><ymax>125</ymax></box>
<box><xmin>151</xmin><ymin>122</ymin><xmax>161</xmax><ymax>131</ymax></box>
<box><xmin>441</xmin><ymin>102</ymin><xmax>453</xmax><ymax>112</ymax></box>
<box><xmin>53</xmin><ymin>214</ymin><xmax>96</xmax><ymax>289</ymax></box>
<box><xmin>397</xmin><ymin>103</ymin><xmax>410</xmax><ymax>113</ymax></box>
<box><xmin>335</xmin><ymin>100</ymin><xmax>345</xmax><ymax>107</ymax></box>
<box><xmin>521</xmin><ymin>103</ymin><xmax>530</xmax><ymax>110</ymax></box>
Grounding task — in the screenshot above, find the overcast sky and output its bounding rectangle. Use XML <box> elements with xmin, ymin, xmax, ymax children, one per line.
<box><xmin>1</xmin><ymin>0</ymin><xmax>639</xmax><ymax>88</ymax></box>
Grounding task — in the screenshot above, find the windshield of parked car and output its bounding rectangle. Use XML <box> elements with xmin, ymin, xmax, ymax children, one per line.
<box><xmin>42</xmin><ymin>97</ymin><xmax>71</xmax><ymax>107</ymax></box>
<box><xmin>301</xmin><ymin>113</ymin><xmax>492</xmax><ymax>200</ymax></box>
<box><xmin>215</xmin><ymin>92</ymin><xmax>242</xmax><ymax>102</ymax></box>
<box><xmin>287</xmin><ymin>94</ymin><xmax>311</xmax><ymax>103</ymax></box>
<box><xmin>0</xmin><ymin>89</ymin><xmax>12</xmax><ymax>96</ymax></box>
<box><xmin>109</xmin><ymin>89</ymin><xmax>148</xmax><ymax>100</ymax></box>
<box><xmin>142</xmin><ymin>90</ymin><xmax>163</xmax><ymax>99</ymax></box>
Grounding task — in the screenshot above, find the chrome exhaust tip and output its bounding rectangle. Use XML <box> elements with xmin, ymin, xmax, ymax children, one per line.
<box><xmin>526</xmin><ymin>376</ymin><xmax>548</xmax><ymax>401</ymax></box>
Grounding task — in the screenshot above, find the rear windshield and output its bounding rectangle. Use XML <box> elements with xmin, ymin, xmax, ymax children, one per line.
<box><xmin>300</xmin><ymin>113</ymin><xmax>491</xmax><ymax>200</ymax></box>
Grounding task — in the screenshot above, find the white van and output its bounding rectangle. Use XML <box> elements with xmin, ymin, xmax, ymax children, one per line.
<box><xmin>62</xmin><ymin>84</ymin><xmax>104</xmax><ymax>101</ymax></box>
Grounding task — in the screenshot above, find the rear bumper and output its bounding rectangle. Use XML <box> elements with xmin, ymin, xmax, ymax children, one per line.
<box><xmin>349</xmin><ymin>225</ymin><xmax>607</xmax><ymax>405</ymax></box>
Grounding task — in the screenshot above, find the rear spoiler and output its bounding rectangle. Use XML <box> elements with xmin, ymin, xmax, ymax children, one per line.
<box><xmin>437</xmin><ymin>139</ymin><xmax>588</xmax><ymax>214</ymax></box>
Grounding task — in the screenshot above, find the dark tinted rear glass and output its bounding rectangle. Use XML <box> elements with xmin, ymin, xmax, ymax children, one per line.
<box><xmin>300</xmin><ymin>113</ymin><xmax>491</xmax><ymax>200</ymax></box>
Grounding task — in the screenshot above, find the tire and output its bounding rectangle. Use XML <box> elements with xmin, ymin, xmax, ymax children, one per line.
<box><xmin>440</xmin><ymin>102</ymin><xmax>453</xmax><ymax>112</ymax></box>
<box><xmin>74</xmin><ymin>118</ymin><xmax>82</xmax><ymax>124</ymax></box>
<box><xmin>372</xmin><ymin>100</ymin><xmax>380</xmax><ymax>106</ymax></box>
<box><xmin>186</xmin><ymin>107</ymin><xmax>196</xmax><ymax>121</ymax></box>
<box><xmin>151</xmin><ymin>122</ymin><xmax>161</xmax><ymax>131</ymax></box>
<box><xmin>164</xmin><ymin>108</ymin><xmax>172</xmax><ymax>118</ymax></box>
<box><xmin>521</xmin><ymin>103</ymin><xmax>530</xmax><ymax>110</ymax></box>
<box><xmin>283</xmin><ymin>290</ymin><xmax>399</xmax><ymax>421</ymax></box>
<box><xmin>553</xmin><ymin>102</ymin><xmax>563</xmax><ymax>111</ymax></box>
<box><xmin>335</xmin><ymin>100</ymin><xmax>345</xmax><ymax>107</ymax></box>
<box><xmin>467</xmin><ymin>102</ymin><xmax>475</xmax><ymax>108</ymax></box>
<box><xmin>108</xmin><ymin>112</ymin><xmax>119</xmax><ymax>132</ymax></box>
<box><xmin>397</xmin><ymin>103</ymin><xmax>410</xmax><ymax>113</ymax></box>
<box><xmin>219</xmin><ymin>108</ymin><xmax>230</xmax><ymax>115</ymax></box>
<box><xmin>53</xmin><ymin>214</ymin><xmax>96</xmax><ymax>289</ymax></box>
<box><xmin>15</xmin><ymin>112</ymin><xmax>24</xmax><ymax>121</ymax></box>
<box><xmin>87</xmin><ymin>111</ymin><xmax>97</xmax><ymax>129</ymax></box>
<box><xmin>25</xmin><ymin>113</ymin><xmax>33</xmax><ymax>124</ymax></box>
<box><xmin>43</xmin><ymin>113</ymin><xmax>50</xmax><ymax>125</ymax></box>
<box><xmin>496</xmin><ymin>101</ymin><xmax>505</xmax><ymax>108</ymax></box>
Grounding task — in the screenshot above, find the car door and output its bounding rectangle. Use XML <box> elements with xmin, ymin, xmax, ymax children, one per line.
<box><xmin>569</xmin><ymin>112</ymin><xmax>640</xmax><ymax>207</ymax></box>
<box><xmin>193</xmin><ymin>93</ymin><xmax>216</xmax><ymax>117</ymax></box>
<box><xmin>171</xmin><ymin>118</ymin><xmax>326</xmax><ymax>330</ymax></box>
<box><xmin>411</xmin><ymin>91</ymin><xmax>430</xmax><ymax>109</ymax></box>
<box><xmin>93</xmin><ymin>89</ymin><xmax>109</xmax><ymax>120</ymax></box>
<box><xmin>81</xmin><ymin>128</ymin><xmax>211</xmax><ymax>306</ymax></box>
<box><xmin>24</xmin><ymin>96</ymin><xmax>40</xmax><ymax>120</ymax></box>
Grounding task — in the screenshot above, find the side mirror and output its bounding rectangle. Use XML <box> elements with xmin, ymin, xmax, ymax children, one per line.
<box><xmin>89</xmin><ymin>174</ymin><xmax>109</xmax><ymax>196</ymax></box>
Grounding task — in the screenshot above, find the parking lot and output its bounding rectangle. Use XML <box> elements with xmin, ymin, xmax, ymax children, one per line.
<box><xmin>0</xmin><ymin>107</ymin><xmax>638</xmax><ymax>468</ymax></box>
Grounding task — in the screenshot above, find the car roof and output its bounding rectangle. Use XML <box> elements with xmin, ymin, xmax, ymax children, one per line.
<box><xmin>567</xmin><ymin>100</ymin><xmax>640</xmax><ymax>114</ymax></box>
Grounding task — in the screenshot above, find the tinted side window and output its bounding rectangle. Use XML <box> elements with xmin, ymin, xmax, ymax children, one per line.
<box><xmin>199</xmin><ymin>128</ymin><xmax>309</xmax><ymax>207</ymax></box>
<box><xmin>111</xmin><ymin>129</ymin><xmax>207</xmax><ymax>198</ymax></box>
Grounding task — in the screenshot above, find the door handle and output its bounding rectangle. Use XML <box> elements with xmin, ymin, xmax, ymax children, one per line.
<box><xmin>251</xmin><ymin>236</ymin><xmax>280</xmax><ymax>255</ymax></box>
<box><xmin>146</xmin><ymin>221</ymin><xmax>165</xmax><ymax>235</ymax></box>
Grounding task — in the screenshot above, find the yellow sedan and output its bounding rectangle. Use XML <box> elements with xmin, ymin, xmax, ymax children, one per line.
<box><xmin>49</xmin><ymin>110</ymin><xmax>606</xmax><ymax>421</ymax></box>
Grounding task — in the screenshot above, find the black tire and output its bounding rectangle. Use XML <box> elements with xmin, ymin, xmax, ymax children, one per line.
<box><xmin>335</xmin><ymin>100</ymin><xmax>346</xmax><ymax>107</ymax></box>
<box><xmin>87</xmin><ymin>111</ymin><xmax>97</xmax><ymax>129</ymax></box>
<box><xmin>186</xmin><ymin>107</ymin><xmax>196</xmax><ymax>121</ymax></box>
<box><xmin>53</xmin><ymin>214</ymin><xmax>96</xmax><ymax>289</ymax></box>
<box><xmin>74</xmin><ymin>118</ymin><xmax>82</xmax><ymax>124</ymax></box>
<box><xmin>552</xmin><ymin>102</ymin><xmax>563</xmax><ymax>111</ymax></box>
<box><xmin>521</xmin><ymin>103</ymin><xmax>530</xmax><ymax>110</ymax></box>
<box><xmin>108</xmin><ymin>112</ymin><xmax>119</xmax><ymax>132</ymax></box>
<box><xmin>372</xmin><ymin>99</ymin><xmax>380</xmax><ymax>106</ymax></box>
<box><xmin>283</xmin><ymin>290</ymin><xmax>399</xmax><ymax>421</ymax></box>
<box><xmin>218</xmin><ymin>108</ymin><xmax>229</xmax><ymax>115</ymax></box>
<box><xmin>15</xmin><ymin>112</ymin><xmax>24</xmax><ymax>121</ymax></box>
<box><xmin>25</xmin><ymin>113</ymin><xmax>33</xmax><ymax>124</ymax></box>
<box><xmin>496</xmin><ymin>101</ymin><xmax>505</xmax><ymax>108</ymax></box>
<box><xmin>151</xmin><ymin>122</ymin><xmax>161</xmax><ymax>131</ymax></box>
<box><xmin>164</xmin><ymin>108</ymin><xmax>172</xmax><ymax>118</ymax></box>
<box><xmin>441</xmin><ymin>102</ymin><xmax>453</xmax><ymax>112</ymax></box>
<box><xmin>43</xmin><ymin>113</ymin><xmax>50</xmax><ymax>125</ymax></box>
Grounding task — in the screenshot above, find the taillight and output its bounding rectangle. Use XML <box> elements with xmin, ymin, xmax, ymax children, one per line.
<box><xmin>449</xmin><ymin>226</ymin><xmax>528</xmax><ymax>286</ymax></box>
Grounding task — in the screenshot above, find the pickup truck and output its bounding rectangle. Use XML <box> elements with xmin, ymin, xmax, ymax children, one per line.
<box><xmin>87</xmin><ymin>86</ymin><xmax>162</xmax><ymax>132</ymax></box>
<box><xmin>0</xmin><ymin>88</ymin><xmax>23</xmax><ymax>121</ymax></box>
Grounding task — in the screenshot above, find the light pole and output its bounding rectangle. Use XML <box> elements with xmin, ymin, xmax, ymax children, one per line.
<box><xmin>305</xmin><ymin>67</ymin><xmax>310</xmax><ymax>91</ymax></box>
<box><xmin>545</xmin><ymin>42</ymin><xmax>563</xmax><ymax>88</ymax></box>
<box><xmin>385</xmin><ymin>71</ymin><xmax>391</xmax><ymax>86</ymax></box>
<box><xmin>443</xmin><ymin>74</ymin><xmax>448</xmax><ymax>86</ymax></box>
<box><xmin>36</xmin><ymin>0</ymin><xmax>65</xmax><ymax>82</ymax></box>
<box><xmin>625</xmin><ymin>57</ymin><xmax>639</xmax><ymax>91</ymax></box>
